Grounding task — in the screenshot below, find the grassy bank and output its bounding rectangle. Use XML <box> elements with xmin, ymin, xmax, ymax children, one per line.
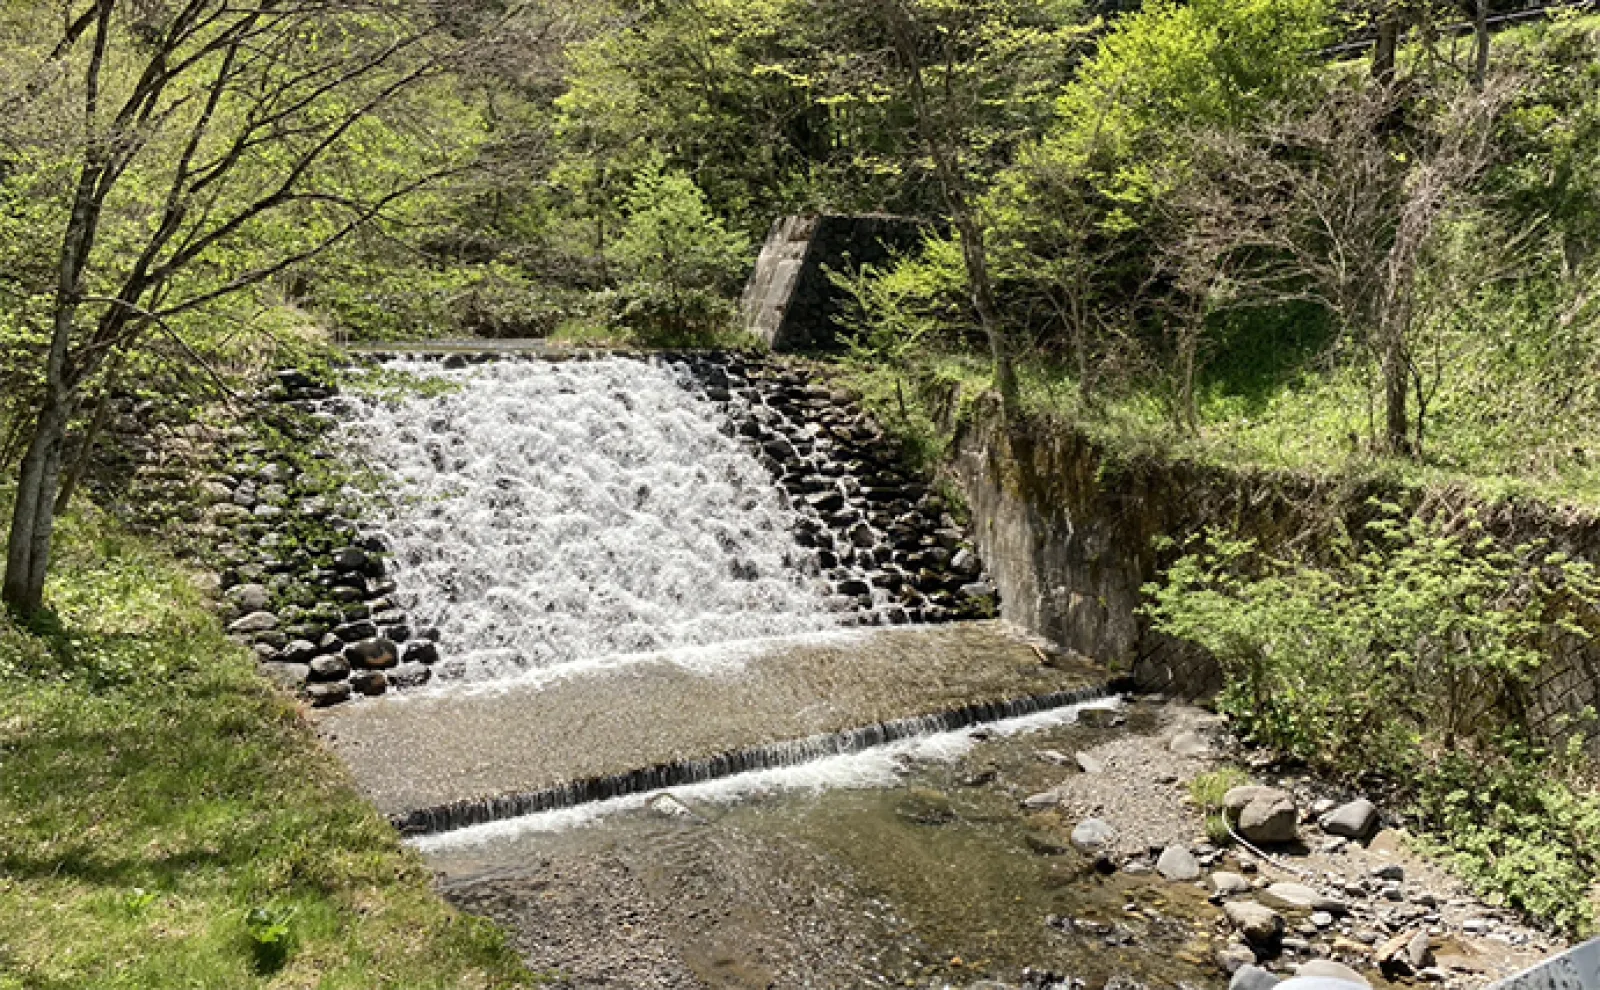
<box><xmin>835</xmin><ymin>349</ymin><xmax>1600</xmax><ymax>510</ymax></box>
<box><xmin>0</xmin><ymin>507</ymin><xmax>537</xmax><ymax>988</ymax></box>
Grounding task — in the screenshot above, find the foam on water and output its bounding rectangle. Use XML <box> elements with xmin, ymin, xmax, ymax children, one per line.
<box><xmin>412</xmin><ymin>696</ymin><xmax>1123</xmax><ymax>852</ymax></box>
<box><xmin>339</xmin><ymin>357</ymin><xmax>838</xmax><ymax>684</ymax></box>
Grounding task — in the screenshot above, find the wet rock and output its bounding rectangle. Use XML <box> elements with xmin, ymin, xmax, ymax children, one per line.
<box><xmin>1371</xmin><ymin>863</ymin><xmax>1404</xmax><ymax>881</ymax></box>
<box><xmin>1224</xmin><ymin>901</ymin><xmax>1284</xmax><ymax>945</ymax></box>
<box><xmin>344</xmin><ymin>637</ymin><xmax>399</xmax><ymax>670</ymax></box>
<box><xmin>1070</xmin><ymin>817</ymin><xmax>1116</xmax><ymax>854</ymax></box>
<box><xmin>333</xmin><ymin>546</ymin><xmax>369</xmax><ymax>571</ymax></box>
<box><xmin>334</xmin><ymin>620</ymin><xmax>378</xmax><ymax>642</ymax></box>
<box><xmin>1211</xmin><ymin>871</ymin><xmax>1252</xmax><ymax>896</ymax></box>
<box><xmin>228</xmin><ymin>611</ymin><xmax>279</xmax><ymax>634</ymax></box>
<box><xmin>402</xmin><ymin>640</ymin><xmax>440</xmax><ymax>665</ymax></box>
<box><xmin>1077</xmin><ymin>708</ymin><xmax>1122</xmax><ymax>729</ymax></box>
<box><xmin>1322</xmin><ymin>799</ymin><xmax>1380</xmax><ymax>841</ymax></box>
<box><xmin>1225</xmin><ymin>786</ymin><xmax>1298</xmax><ymax>845</ymax></box>
<box><xmin>306</xmin><ymin>680</ymin><xmax>352</xmax><ymax>707</ymax></box>
<box><xmin>1229</xmin><ymin>964</ymin><xmax>1280</xmax><ymax>990</ymax></box>
<box><xmin>350</xmin><ymin>669</ymin><xmax>388</xmax><ymax>696</ymax></box>
<box><xmin>282</xmin><ymin>640</ymin><xmax>320</xmax><ymax>664</ymax></box>
<box><xmin>309</xmin><ymin>654</ymin><xmax>350</xmax><ymax>681</ymax></box>
<box><xmin>389</xmin><ymin>661</ymin><xmax>432</xmax><ymax>689</ymax></box>
<box><xmin>1156</xmin><ymin>845</ymin><xmax>1201</xmax><ymax>881</ymax></box>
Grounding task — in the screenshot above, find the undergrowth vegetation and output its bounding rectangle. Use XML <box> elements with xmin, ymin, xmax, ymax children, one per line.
<box><xmin>0</xmin><ymin>503</ymin><xmax>536</xmax><ymax>988</ymax></box>
<box><xmin>1145</xmin><ymin>506</ymin><xmax>1600</xmax><ymax>934</ymax></box>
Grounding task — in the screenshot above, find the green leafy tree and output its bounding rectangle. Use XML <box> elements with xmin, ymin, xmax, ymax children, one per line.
<box><xmin>0</xmin><ymin>0</ymin><xmax>471</xmax><ymax>616</ymax></box>
<box><xmin>606</xmin><ymin>158</ymin><xmax>751</xmax><ymax>341</ymax></box>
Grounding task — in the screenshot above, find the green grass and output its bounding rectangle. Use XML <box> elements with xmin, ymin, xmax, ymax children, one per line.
<box><xmin>1187</xmin><ymin>768</ymin><xmax>1252</xmax><ymax>847</ymax></box>
<box><xmin>0</xmin><ymin>507</ymin><xmax>539</xmax><ymax>988</ymax></box>
<box><xmin>836</xmin><ymin>347</ymin><xmax>1600</xmax><ymax>511</ymax></box>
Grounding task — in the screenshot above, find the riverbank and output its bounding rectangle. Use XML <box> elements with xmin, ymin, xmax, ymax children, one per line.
<box><xmin>0</xmin><ymin>506</ymin><xmax>537</xmax><ymax>988</ymax></box>
<box><xmin>419</xmin><ymin>694</ymin><xmax>1558</xmax><ymax>990</ymax></box>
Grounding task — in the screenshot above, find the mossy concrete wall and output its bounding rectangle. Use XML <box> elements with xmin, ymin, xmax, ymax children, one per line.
<box><xmin>939</xmin><ymin>389</ymin><xmax>1600</xmax><ymax>749</ymax></box>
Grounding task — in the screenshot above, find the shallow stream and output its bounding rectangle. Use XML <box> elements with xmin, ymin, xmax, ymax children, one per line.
<box><xmin>428</xmin><ymin>699</ymin><xmax>1228</xmax><ymax>990</ymax></box>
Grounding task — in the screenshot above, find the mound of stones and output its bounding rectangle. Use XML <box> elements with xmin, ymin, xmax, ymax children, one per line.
<box><xmin>200</xmin><ymin>370</ymin><xmax>440</xmax><ymax>706</ymax></box>
<box><xmin>666</xmin><ymin>350</ymin><xmax>998</xmax><ymax>625</ymax></box>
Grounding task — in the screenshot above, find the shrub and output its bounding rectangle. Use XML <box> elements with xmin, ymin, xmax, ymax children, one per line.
<box><xmin>1145</xmin><ymin>503</ymin><xmax>1600</xmax><ymax>932</ymax></box>
<box><xmin>606</xmin><ymin>158</ymin><xmax>751</xmax><ymax>344</ymax></box>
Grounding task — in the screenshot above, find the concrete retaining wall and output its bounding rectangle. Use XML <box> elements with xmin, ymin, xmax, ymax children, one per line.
<box><xmin>741</xmin><ymin>215</ymin><xmax>925</xmax><ymax>352</ymax></box>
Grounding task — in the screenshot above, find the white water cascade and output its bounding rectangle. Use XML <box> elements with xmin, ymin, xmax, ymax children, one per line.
<box><xmin>338</xmin><ymin>357</ymin><xmax>839</xmax><ymax>684</ymax></box>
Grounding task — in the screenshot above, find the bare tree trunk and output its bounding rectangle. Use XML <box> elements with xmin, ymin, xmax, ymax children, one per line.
<box><xmin>1381</xmin><ymin>333</ymin><xmax>1410</xmax><ymax>456</ymax></box>
<box><xmin>1373</xmin><ymin>17</ymin><xmax>1399</xmax><ymax>84</ymax></box>
<box><xmin>54</xmin><ymin>365</ymin><xmax>119</xmax><ymax>515</ymax></box>
<box><xmin>884</xmin><ymin>0</ymin><xmax>1020</xmax><ymax>421</ymax></box>
<box><xmin>1472</xmin><ymin>0</ymin><xmax>1489</xmax><ymax>89</ymax></box>
<box><xmin>4</xmin><ymin>388</ymin><xmax>74</xmax><ymax>616</ymax></box>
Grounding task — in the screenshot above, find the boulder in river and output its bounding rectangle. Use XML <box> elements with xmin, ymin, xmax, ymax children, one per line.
<box><xmin>1322</xmin><ymin>798</ymin><xmax>1380</xmax><ymax>841</ymax></box>
<box><xmin>1224</xmin><ymin>785</ymin><xmax>1298</xmax><ymax>845</ymax></box>
<box><xmin>1070</xmin><ymin>817</ymin><xmax>1116</xmax><ymax>854</ymax></box>
<box><xmin>1224</xmin><ymin>900</ymin><xmax>1284</xmax><ymax>945</ymax></box>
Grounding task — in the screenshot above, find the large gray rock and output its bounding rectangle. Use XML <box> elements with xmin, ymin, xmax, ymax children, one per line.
<box><xmin>1230</xmin><ymin>964</ymin><xmax>1281</xmax><ymax>990</ymax></box>
<box><xmin>226</xmin><ymin>583</ymin><xmax>272</xmax><ymax>614</ymax></box>
<box><xmin>1322</xmin><ymin>799</ymin><xmax>1380</xmax><ymax>841</ymax></box>
<box><xmin>1226</xmin><ymin>786</ymin><xmax>1298</xmax><ymax>844</ymax></box>
<box><xmin>1260</xmin><ymin>882</ymin><xmax>1347</xmax><ymax>915</ymax></box>
<box><xmin>1071</xmin><ymin>818</ymin><xmax>1117</xmax><ymax>854</ymax></box>
<box><xmin>1156</xmin><ymin>845</ymin><xmax>1201</xmax><ymax>881</ymax></box>
<box><xmin>1216</xmin><ymin>942</ymin><xmax>1258</xmax><ymax>975</ymax></box>
<box><xmin>228</xmin><ymin>611</ymin><xmax>279</xmax><ymax>634</ymax></box>
<box><xmin>1211</xmin><ymin>871</ymin><xmax>1253</xmax><ymax>896</ymax></box>
<box><xmin>1224</xmin><ymin>900</ymin><xmax>1284</xmax><ymax>945</ymax></box>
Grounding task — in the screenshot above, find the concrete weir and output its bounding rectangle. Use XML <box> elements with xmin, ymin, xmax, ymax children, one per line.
<box><xmin>317</xmin><ymin>621</ymin><xmax>1108</xmax><ymax>836</ymax></box>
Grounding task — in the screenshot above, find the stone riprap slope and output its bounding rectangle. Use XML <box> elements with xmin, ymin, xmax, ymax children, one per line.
<box><xmin>191</xmin><ymin>349</ymin><xmax>997</xmax><ymax>707</ymax></box>
<box><xmin>674</xmin><ymin>350</ymin><xmax>995</xmax><ymax>626</ymax></box>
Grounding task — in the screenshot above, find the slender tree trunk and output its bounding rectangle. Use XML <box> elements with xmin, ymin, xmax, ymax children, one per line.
<box><xmin>54</xmin><ymin>361</ymin><xmax>120</xmax><ymax>515</ymax></box>
<box><xmin>1381</xmin><ymin>333</ymin><xmax>1409</xmax><ymax>456</ymax></box>
<box><xmin>1472</xmin><ymin>0</ymin><xmax>1489</xmax><ymax>89</ymax></box>
<box><xmin>952</xmin><ymin>212</ymin><xmax>1021</xmax><ymax>418</ymax></box>
<box><xmin>4</xmin><ymin>388</ymin><xmax>74</xmax><ymax>616</ymax></box>
<box><xmin>1373</xmin><ymin>17</ymin><xmax>1399</xmax><ymax>84</ymax></box>
<box><xmin>884</xmin><ymin>0</ymin><xmax>1020</xmax><ymax>422</ymax></box>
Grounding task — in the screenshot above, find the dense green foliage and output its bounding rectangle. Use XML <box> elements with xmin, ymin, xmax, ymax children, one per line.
<box><xmin>1146</xmin><ymin>508</ymin><xmax>1600</xmax><ymax>932</ymax></box>
<box><xmin>0</xmin><ymin>505</ymin><xmax>537</xmax><ymax>987</ymax></box>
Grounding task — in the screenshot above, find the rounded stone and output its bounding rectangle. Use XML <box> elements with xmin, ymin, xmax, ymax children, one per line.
<box><xmin>1070</xmin><ymin>817</ymin><xmax>1116</xmax><ymax>854</ymax></box>
<box><xmin>1224</xmin><ymin>900</ymin><xmax>1284</xmax><ymax>945</ymax></box>
<box><xmin>306</xmin><ymin>681</ymin><xmax>352</xmax><ymax>707</ymax></box>
<box><xmin>309</xmin><ymin>654</ymin><xmax>351</xmax><ymax>681</ymax></box>
<box><xmin>350</xmin><ymin>670</ymin><xmax>388</xmax><ymax>696</ymax></box>
<box><xmin>344</xmin><ymin>637</ymin><xmax>399</xmax><ymax>670</ymax></box>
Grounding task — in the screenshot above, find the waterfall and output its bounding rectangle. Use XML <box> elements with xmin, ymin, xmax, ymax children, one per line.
<box><xmin>338</xmin><ymin>356</ymin><xmax>838</xmax><ymax>684</ymax></box>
